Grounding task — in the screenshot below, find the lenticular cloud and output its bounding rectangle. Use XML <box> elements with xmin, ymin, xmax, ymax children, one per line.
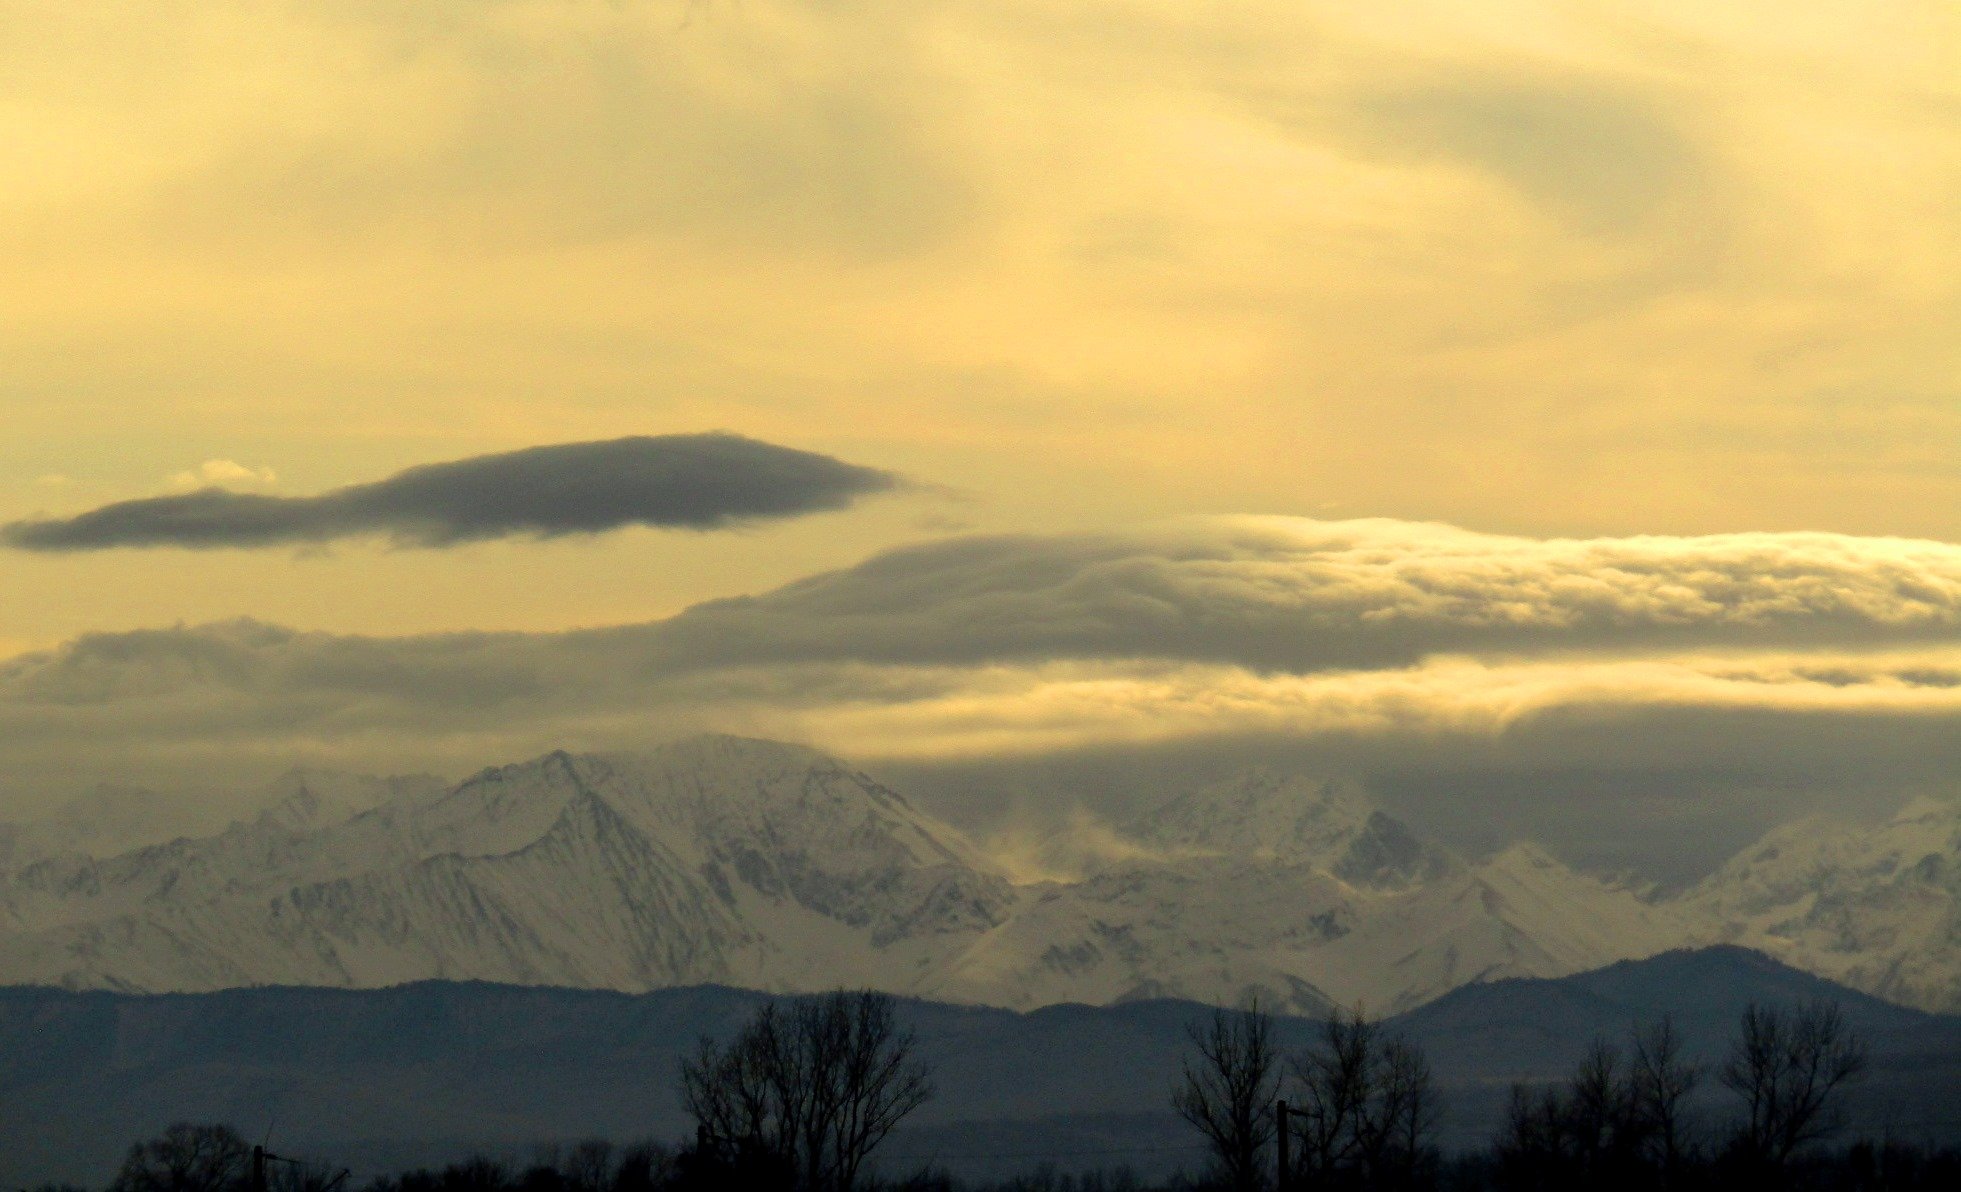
<box><xmin>3</xmin><ymin>433</ymin><xmax>900</xmax><ymax>551</ymax></box>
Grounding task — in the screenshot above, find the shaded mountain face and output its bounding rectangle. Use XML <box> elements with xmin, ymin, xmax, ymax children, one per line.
<box><xmin>0</xmin><ymin>735</ymin><xmax>1955</xmax><ymax>1017</ymax></box>
<box><xmin>0</xmin><ymin>949</ymin><xmax>1954</xmax><ymax>1189</ymax></box>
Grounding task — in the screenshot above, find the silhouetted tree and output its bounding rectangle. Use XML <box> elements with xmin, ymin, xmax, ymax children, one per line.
<box><xmin>1495</xmin><ymin>1035</ymin><xmax>1655</xmax><ymax>1192</ymax></box>
<box><xmin>266</xmin><ymin>1161</ymin><xmax>350</xmax><ymax>1192</ymax></box>
<box><xmin>1172</xmin><ymin>996</ymin><xmax>1280</xmax><ymax>1192</ymax></box>
<box><xmin>112</xmin><ymin>1124</ymin><xmax>252</xmax><ymax>1192</ymax></box>
<box><xmin>608</xmin><ymin>1142</ymin><xmax>676</xmax><ymax>1192</ymax></box>
<box><xmin>679</xmin><ymin>989</ymin><xmax>933</xmax><ymax>1192</ymax></box>
<box><xmin>1720</xmin><ymin>999</ymin><xmax>1867</xmax><ymax>1171</ymax></box>
<box><xmin>1288</xmin><ymin>1008</ymin><xmax>1439</xmax><ymax>1190</ymax></box>
<box><xmin>1630</xmin><ymin>1015</ymin><xmax>1700</xmax><ymax>1184</ymax></box>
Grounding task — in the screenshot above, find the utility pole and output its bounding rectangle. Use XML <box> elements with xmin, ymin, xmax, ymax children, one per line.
<box><xmin>252</xmin><ymin>1146</ymin><xmax>268</xmax><ymax>1192</ymax></box>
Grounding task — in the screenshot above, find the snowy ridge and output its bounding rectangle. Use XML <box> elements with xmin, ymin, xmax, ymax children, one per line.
<box><xmin>0</xmin><ymin>735</ymin><xmax>1954</xmax><ymax>1015</ymax></box>
<box><xmin>1678</xmin><ymin>795</ymin><xmax>1961</xmax><ymax>1011</ymax></box>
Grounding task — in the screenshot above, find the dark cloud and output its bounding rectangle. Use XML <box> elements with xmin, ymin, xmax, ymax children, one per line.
<box><xmin>2</xmin><ymin>434</ymin><xmax>900</xmax><ymax>551</ymax></box>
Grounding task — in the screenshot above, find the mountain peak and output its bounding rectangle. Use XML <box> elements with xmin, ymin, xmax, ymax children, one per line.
<box><xmin>1130</xmin><ymin>769</ymin><xmax>1381</xmax><ymax>865</ymax></box>
<box><xmin>255</xmin><ymin>768</ymin><xmax>438</xmax><ymax>834</ymax></box>
<box><xmin>1890</xmin><ymin>793</ymin><xmax>1960</xmax><ymax>827</ymax></box>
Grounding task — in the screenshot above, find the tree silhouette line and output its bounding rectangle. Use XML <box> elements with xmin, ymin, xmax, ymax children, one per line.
<box><xmin>42</xmin><ymin>991</ymin><xmax>1960</xmax><ymax>1192</ymax></box>
<box><xmin>1174</xmin><ymin>994</ymin><xmax>1955</xmax><ymax>1191</ymax></box>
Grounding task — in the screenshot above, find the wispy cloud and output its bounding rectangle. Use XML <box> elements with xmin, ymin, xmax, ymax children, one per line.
<box><xmin>3</xmin><ymin>434</ymin><xmax>899</xmax><ymax>551</ymax></box>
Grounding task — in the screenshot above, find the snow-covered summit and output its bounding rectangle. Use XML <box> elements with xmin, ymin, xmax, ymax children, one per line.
<box><xmin>254</xmin><ymin>769</ymin><xmax>443</xmax><ymax>834</ymax></box>
<box><xmin>1128</xmin><ymin>769</ymin><xmax>1451</xmax><ymax>889</ymax></box>
<box><xmin>1681</xmin><ymin>792</ymin><xmax>1961</xmax><ymax>1011</ymax></box>
<box><xmin>1130</xmin><ymin>770</ymin><xmax>1371</xmax><ymax>861</ymax></box>
<box><xmin>1</xmin><ymin>737</ymin><xmax>1954</xmax><ymax>1016</ymax></box>
<box><xmin>0</xmin><ymin>736</ymin><xmax>1013</xmax><ymax>996</ymax></box>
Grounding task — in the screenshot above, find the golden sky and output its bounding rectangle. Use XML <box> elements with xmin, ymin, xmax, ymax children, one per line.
<box><xmin>3</xmin><ymin>0</ymin><xmax>1956</xmax><ymax>651</ymax></box>
<box><xmin>3</xmin><ymin>2</ymin><xmax>1960</xmax><ymax>869</ymax></box>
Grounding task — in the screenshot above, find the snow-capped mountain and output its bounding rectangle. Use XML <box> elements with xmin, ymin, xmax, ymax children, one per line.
<box><xmin>930</xmin><ymin>773</ymin><xmax>1684</xmax><ymax>1014</ymax></box>
<box><xmin>1124</xmin><ymin>770</ymin><xmax>1453</xmax><ymax>888</ymax></box>
<box><xmin>0</xmin><ymin>786</ymin><xmax>228</xmax><ymax>870</ymax></box>
<box><xmin>1679</xmin><ymin>795</ymin><xmax>1961</xmax><ymax>1012</ymax></box>
<box><xmin>251</xmin><ymin>769</ymin><xmax>445</xmax><ymax>834</ymax></box>
<box><xmin>0</xmin><ymin>741</ymin><xmax>1677</xmax><ymax>1013</ymax></box>
<box><xmin>0</xmin><ymin>769</ymin><xmax>435</xmax><ymax>874</ymax></box>
<box><xmin>0</xmin><ymin>735</ymin><xmax>1952</xmax><ymax>1016</ymax></box>
<box><xmin>0</xmin><ymin>738</ymin><xmax>1012</xmax><ymax>995</ymax></box>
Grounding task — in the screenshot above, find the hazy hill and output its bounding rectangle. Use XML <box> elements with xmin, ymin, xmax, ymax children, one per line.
<box><xmin>0</xmin><ymin>947</ymin><xmax>1954</xmax><ymax>1187</ymax></box>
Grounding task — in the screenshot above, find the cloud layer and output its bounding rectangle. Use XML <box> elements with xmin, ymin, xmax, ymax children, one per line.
<box><xmin>648</xmin><ymin>517</ymin><xmax>1961</xmax><ymax>672</ymax></box>
<box><xmin>3</xmin><ymin>434</ymin><xmax>898</xmax><ymax>551</ymax></box>
<box><xmin>5</xmin><ymin>516</ymin><xmax>1960</xmax><ymax>874</ymax></box>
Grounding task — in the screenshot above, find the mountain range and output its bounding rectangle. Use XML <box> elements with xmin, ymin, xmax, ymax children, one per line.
<box><xmin>0</xmin><ymin>735</ymin><xmax>1955</xmax><ymax>1018</ymax></box>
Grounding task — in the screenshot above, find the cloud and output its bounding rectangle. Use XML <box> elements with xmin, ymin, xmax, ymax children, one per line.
<box><xmin>1349</xmin><ymin>76</ymin><xmax>1707</xmax><ymax>237</ymax></box>
<box><xmin>167</xmin><ymin>459</ymin><xmax>278</xmax><ymax>491</ymax></box>
<box><xmin>3</xmin><ymin>516</ymin><xmax>1959</xmax><ymax>874</ymax></box>
<box><xmin>647</xmin><ymin>517</ymin><xmax>1961</xmax><ymax>672</ymax></box>
<box><xmin>3</xmin><ymin>434</ymin><xmax>900</xmax><ymax>551</ymax></box>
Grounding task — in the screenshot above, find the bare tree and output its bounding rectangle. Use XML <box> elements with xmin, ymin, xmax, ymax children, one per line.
<box><xmin>1570</xmin><ymin>1037</ymin><xmax>1648</xmax><ymax>1175</ymax></box>
<box><xmin>1289</xmin><ymin>1008</ymin><xmax>1439</xmax><ymax>1189</ymax></box>
<box><xmin>819</xmin><ymin>992</ymin><xmax>935</xmax><ymax>1192</ymax></box>
<box><xmin>610</xmin><ymin>1141</ymin><xmax>676</xmax><ymax>1192</ymax></box>
<box><xmin>559</xmin><ymin>1140</ymin><xmax>614</xmax><ymax>1192</ymax></box>
<box><xmin>1292</xmin><ymin>1008</ymin><xmax>1375</xmax><ymax>1181</ymax></box>
<box><xmin>1497</xmin><ymin>1082</ymin><xmax>1569</xmax><ymax>1190</ymax></box>
<box><xmin>264</xmin><ymin>1160</ymin><xmax>349</xmax><ymax>1192</ymax></box>
<box><xmin>1721</xmin><ymin>1000</ymin><xmax>1867</xmax><ymax>1168</ymax></box>
<box><xmin>1373</xmin><ymin>1039</ymin><xmax>1442</xmax><ymax>1190</ymax></box>
<box><xmin>111</xmin><ymin>1123</ymin><xmax>252</xmax><ymax>1192</ymax></box>
<box><xmin>1172</xmin><ymin>996</ymin><xmax>1280</xmax><ymax>1192</ymax></box>
<box><xmin>1631</xmin><ymin>1015</ymin><xmax>1700</xmax><ymax>1180</ymax></box>
<box><xmin>680</xmin><ymin>990</ymin><xmax>933</xmax><ymax>1192</ymax></box>
<box><xmin>1496</xmin><ymin>1032</ymin><xmax>1668</xmax><ymax>1191</ymax></box>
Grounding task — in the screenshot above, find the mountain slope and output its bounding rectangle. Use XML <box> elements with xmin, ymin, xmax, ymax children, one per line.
<box><xmin>0</xmin><ymin>738</ymin><xmax>1013</xmax><ymax>996</ymax></box>
<box><xmin>929</xmin><ymin>778</ymin><xmax>1683</xmax><ymax>1015</ymax></box>
<box><xmin>2</xmin><ymin>737</ymin><xmax>1955</xmax><ymax>1019</ymax></box>
<box><xmin>1679</xmin><ymin>796</ymin><xmax>1961</xmax><ymax>1012</ymax></box>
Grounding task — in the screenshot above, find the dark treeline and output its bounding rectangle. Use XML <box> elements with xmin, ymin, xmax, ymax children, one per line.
<box><xmin>1174</xmin><ymin>995</ymin><xmax>1959</xmax><ymax>1192</ymax></box>
<box><xmin>33</xmin><ymin>991</ymin><xmax>1961</xmax><ymax>1192</ymax></box>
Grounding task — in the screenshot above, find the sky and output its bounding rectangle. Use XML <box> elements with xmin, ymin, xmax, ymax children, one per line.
<box><xmin>2</xmin><ymin>0</ymin><xmax>1957</xmax><ymax>876</ymax></box>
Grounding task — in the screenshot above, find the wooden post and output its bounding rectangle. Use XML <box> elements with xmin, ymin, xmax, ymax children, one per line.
<box><xmin>252</xmin><ymin>1146</ymin><xmax>267</xmax><ymax>1192</ymax></box>
<box><xmin>1275</xmin><ymin>1100</ymin><xmax>1290</xmax><ymax>1190</ymax></box>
